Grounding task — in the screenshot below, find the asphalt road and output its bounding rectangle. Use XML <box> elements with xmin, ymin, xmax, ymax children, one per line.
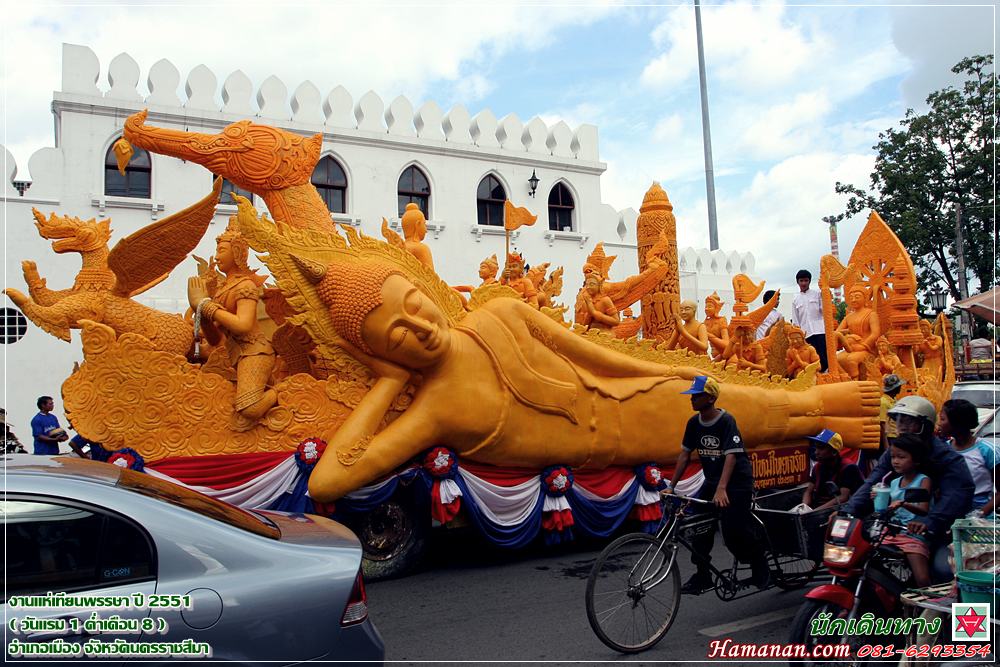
<box><xmin>367</xmin><ymin>528</ymin><xmax>815</xmax><ymax>663</ymax></box>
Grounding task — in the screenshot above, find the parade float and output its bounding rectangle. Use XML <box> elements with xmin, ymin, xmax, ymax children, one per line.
<box><xmin>5</xmin><ymin>110</ymin><xmax>954</xmax><ymax>577</ymax></box>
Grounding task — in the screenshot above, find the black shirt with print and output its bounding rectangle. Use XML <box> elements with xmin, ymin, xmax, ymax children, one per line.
<box><xmin>681</xmin><ymin>409</ymin><xmax>754</xmax><ymax>492</ymax></box>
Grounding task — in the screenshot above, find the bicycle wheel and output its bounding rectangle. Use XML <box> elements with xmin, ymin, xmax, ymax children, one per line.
<box><xmin>774</xmin><ymin>556</ymin><xmax>821</xmax><ymax>590</ymax></box>
<box><xmin>585</xmin><ymin>532</ymin><xmax>681</xmax><ymax>653</ymax></box>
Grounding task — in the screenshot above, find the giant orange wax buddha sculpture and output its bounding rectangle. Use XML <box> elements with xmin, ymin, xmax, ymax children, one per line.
<box><xmin>12</xmin><ymin>110</ymin><xmax>889</xmax><ymax>498</ymax></box>
<box><xmin>234</xmin><ymin>208</ymin><xmax>881</xmax><ymax>501</ymax></box>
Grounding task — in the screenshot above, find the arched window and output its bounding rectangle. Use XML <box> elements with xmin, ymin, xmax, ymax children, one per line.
<box><xmin>217</xmin><ymin>177</ymin><xmax>253</xmax><ymax>204</ymax></box>
<box><xmin>548</xmin><ymin>182</ymin><xmax>575</xmax><ymax>232</ymax></box>
<box><xmin>397</xmin><ymin>166</ymin><xmax>430</xmax><ymax>218</ymax></box>
<box><xmin>312</xmin><ymin>156</ymin><xmax>348</xmax><ymax>214</ymax></box>
<box><xmin>2</xmin><ymin>307</ymin><xmax>27</xmax><ymax>344</ymax></box>
<box><xmin>104</xmin><ymin>141</ymin><xmax>151</xmax><ymax>198</ymax></box>
<box><xmin>476</xmin><ymin>175</ymin><xmax>506</xmax><ymax>227</ymax></box>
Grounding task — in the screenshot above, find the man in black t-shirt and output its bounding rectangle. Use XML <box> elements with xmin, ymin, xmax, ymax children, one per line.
<box><xmin>667</xmin><ymin>375</ymin><xmax>769</xmax><ymax>594</ymax></box>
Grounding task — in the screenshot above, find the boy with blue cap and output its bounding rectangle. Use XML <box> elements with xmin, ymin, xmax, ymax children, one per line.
<box><xmin>802</xmin><ymin>429</ymin><xmax>863</xmax><ymax>510</ymax></box>
<box><xmin>666</xmin><ymin>375</ymin><xmax>769</xmax><ymax>593</ymax></box>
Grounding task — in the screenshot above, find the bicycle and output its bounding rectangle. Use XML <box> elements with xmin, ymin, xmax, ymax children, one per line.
<box><xmin>585</xmin><ymin>490</ymin><xmax>820</xmax><ymax>653</ymax></box>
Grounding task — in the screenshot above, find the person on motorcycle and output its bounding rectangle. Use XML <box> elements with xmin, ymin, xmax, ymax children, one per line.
<box><xmin>667</xmin><ymin>375</ymin><xmax>770</xmax><ymax>594</ymax></box>
<box><xmin>841</xmin><ymin>395</ymin><xmax>974</xmax><ymax>579</ymax></box>
<box><xmin>878</xmin><ymin>433</ymin><xmax>933</xmax><ymax>587</ymax></box>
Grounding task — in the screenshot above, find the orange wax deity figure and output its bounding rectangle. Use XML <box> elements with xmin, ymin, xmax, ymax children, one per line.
<box><xmin>577</xmin><ymin>273</ymin><xmax>621</xmax><ymax>332</ymax></box>
<box><xmin>785</xmin><ymin>325</ymin><xmax>820</xmax><ymax>378</ymax></box>
<box><xmin>664</xmin><ymin>300</ymin><xmax>709</xmax><ymax>355</ymax></box>
<box><xmin>916</xmin><ymin>319</ymin><xmax>943</xmax><ymax>373</ymax></box>
<box><xmin>400</xmin><ymin>203</ymin><xmax>434</xmax><ymax>271</ymax></box>
<box><xmin>526</xmin><ymin>262</ymin><xmax>551</xmax><ymax>301</ymax></box>
<box><xmin>834</xmin><ymin>283</ymin><xmax>881</xmax><ymax>380</ymax></box>
<box><xmin>479</xmin><ymin>254</ymin><xmax>499</xmax><ymax>286</ymax></box>
<box><xmin>875</xmin><ymin>335</ymin><xmax>902</xmax><ymax>376</ymax></box>
<box><xmin>703</xmin><ymin>292</ymin><xmax>729</xmax><ymax>360</ymax></box>
<box><xmin>296</xmin><ymin>262</ymin><xmax>879</xmax><ymax>501</ymax></box>
<box><xmin>723</xmin><ymin>324</ymin><xmax>767</xmax><ymax>372</ymax></box>
<box><xmin>187</xmin><ymin>215</ymin><xmax>276</xmax><ymax>421</ymax></box>
<box><xmin>500</xmin><ymin>252</ymin><xmax>539</xmax><ymax>308</ymax></box>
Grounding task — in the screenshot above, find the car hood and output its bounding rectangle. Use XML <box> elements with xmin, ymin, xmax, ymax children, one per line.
<box><xmin>256</xmin><ymin>510</ymin><xmax>363</xmax><ymax>550</ymax></box>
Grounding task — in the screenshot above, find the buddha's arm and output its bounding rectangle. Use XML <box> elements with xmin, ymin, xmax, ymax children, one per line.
<box><xmin>309</xmin><ymin>376</ymin><xmax>436</xmax><ymax>501</ymax></box>
<box><xmin>862</xmin><ymin>312</ymin><xmax>881</xmax><ymax>351</ymax></box>
<box><xmin>519</xmin><ymin>303</ymin><xmax>699</xmax><ymax>380</ymax></box>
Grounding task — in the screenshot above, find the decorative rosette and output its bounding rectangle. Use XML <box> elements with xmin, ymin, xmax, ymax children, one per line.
<box><xmin>107</xmin><ymin>448</ymin><xmax>145</xmax><ymax>472</ymax></box>
<box><xmin>630</xmin><ymin>463</ymin><xmax>665</xmax><ymax>532</ymax></box>
<box><xmin>421</xmin><ymin>447</ymin><xmax>461</xmax><ymax>524</ymax></box>
<box><xmin>540</xmin><ymin>465</ymin><xmax>575</xmax><ymax>544</ymax></box>
<box><xmin>295</xmin><ymin>437</ymin><xmax>328</xmax><ymax>472</ymax></box>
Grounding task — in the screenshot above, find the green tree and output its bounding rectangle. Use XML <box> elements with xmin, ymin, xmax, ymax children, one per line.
<box><xmin>831</xmin><ymin>55</ymin><xmax>997</xmax><ymax>301</ymax></box>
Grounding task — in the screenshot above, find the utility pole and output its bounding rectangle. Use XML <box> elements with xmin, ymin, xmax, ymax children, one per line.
<box><xmin>955</xmin><ymin>202</ymin><xmax>971</xmax><ymax>338</ymax></box>
<box><xmin>694</xmin><ymin>0</ymin><xmax>719</xmax><ymax>251</ymax></box>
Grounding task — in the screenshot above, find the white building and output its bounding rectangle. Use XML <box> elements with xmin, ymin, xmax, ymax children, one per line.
<box><xmin>1</xmin><ymin>43</ymin><xmax>757</xmax><ymax>434</ymax></box>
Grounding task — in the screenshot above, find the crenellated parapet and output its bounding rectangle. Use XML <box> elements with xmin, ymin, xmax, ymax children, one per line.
<box><xmin>57</xmin><ymin>44</ymin><xmax>601</xmax><ymax>164</ymax></box>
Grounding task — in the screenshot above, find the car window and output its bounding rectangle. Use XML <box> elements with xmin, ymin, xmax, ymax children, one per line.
<box><xmin>2</xmin><ymin>498</ymin><xmax>155</xmax><ymax>599</ymax></box>
<box><xmin>953</xmin><ymin>387</ymin><xmax>998</xmax><ymax>408</ymax></box>
<box><xmin>116</xmin><ymin>468</ymin><xmax>279</xmax><ymax>540</ymax></box>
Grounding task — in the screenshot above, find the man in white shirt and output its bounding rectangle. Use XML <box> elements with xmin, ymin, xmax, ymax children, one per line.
<box><xmin>791</xmin><ymin>269</ymin><xmax>827</xmax><ymax>371</ymax></box>
<box><xmin>755</xmin><ymin>290</ymin><xmax>783</xmax><ymax>340</ymax></box>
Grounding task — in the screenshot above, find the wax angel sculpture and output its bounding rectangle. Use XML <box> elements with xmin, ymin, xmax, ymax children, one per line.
<box><xmin>187</xmin><ymin>207</ymin><xmax>276</xmax><ymax>422</ymax></box>
<box><xmin>233</xmin><ymin>207</ymin><xmax>882</xmax><ymax>501</ymax></box>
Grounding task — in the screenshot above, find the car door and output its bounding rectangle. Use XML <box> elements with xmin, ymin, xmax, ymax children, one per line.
<box><xmin>3</xmin><ymin>495</ymin><xmax>157</xmax><ymax>664</ymax></box>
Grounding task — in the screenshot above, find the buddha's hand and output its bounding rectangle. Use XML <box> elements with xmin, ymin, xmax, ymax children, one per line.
<box><xmin>188</xmin><ymin>277</ymin><xmax>210</xmax><ymax>310</ymax></box>
<box><xmin>339</xmin><ymin>339</ymin><xmax>410</xmax><ymax>384</ymax></box>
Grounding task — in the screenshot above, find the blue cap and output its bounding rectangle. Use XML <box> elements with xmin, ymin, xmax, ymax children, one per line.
<box><xmin>680</xmin><ymin>375</ymin><xmax>720</xmax><ymax>398</ymax></box>
<box><xmin>806</xmin><ymin>428</ymin><xmax>843</xmax><ymax>451</ymax></box>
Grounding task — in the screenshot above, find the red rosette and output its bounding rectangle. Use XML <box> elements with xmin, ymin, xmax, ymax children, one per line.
<box><xmin>422</xmin><ymin>447</ymin><xmax>457</xmax><ymax>478</ymax></box>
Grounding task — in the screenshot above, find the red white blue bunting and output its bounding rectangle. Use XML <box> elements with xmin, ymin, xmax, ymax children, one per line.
<box><xmin>141</xmin><ymin>442</ymin><xmax>704</xmax><ymax>548</ymax></box>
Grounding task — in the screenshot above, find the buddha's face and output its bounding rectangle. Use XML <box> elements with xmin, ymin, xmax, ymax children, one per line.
<box><xmin>848</xmin><ymin>288</ymin><xmax>865</xmax><ymax>310</ymax></box>
<box><xmin>361</xmin><ymin>274</ymin><xmax>451</xmax><ymax>369</ymax></box>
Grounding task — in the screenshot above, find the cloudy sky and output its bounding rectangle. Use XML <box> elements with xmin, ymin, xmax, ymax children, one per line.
<box><xmin>1</xmin><ymin>0</ymin><xmax>994</xmax><ymax>292</ymax></box>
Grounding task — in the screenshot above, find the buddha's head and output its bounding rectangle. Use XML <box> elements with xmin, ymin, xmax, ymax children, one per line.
<box><xmin>679</xmin><ymin>300</ymin><xmax>697</xmax><ymax>323</ymax></box>
<box><xmin>401</xmin><ymin>203</ymin><xmax>427</xmax><ymax>241</ymax></box>
<box><xmin>847</xmin><ymin>284</ymin><xmax>869</xmax><ymax>310</ymax></box>
<box><xmin>295</xmin><ymin>257</ymin><xmax>451</xmax><ymax>369</ymax></box>
<box><xmin>479</xmin><ymin>254</ymin><xmax>498</xmax><ymax>281</ymax></box>
<box><xmin>705</xmin><ymin>292</ymin><xmax>722</xmax><ymax>317</ymax></box>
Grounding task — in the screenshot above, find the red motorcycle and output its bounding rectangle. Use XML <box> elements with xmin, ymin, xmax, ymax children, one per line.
<box><xmin>788</xmin><ymin>488</ymin><xmax>930</xmax><ymax>666</ymax></box>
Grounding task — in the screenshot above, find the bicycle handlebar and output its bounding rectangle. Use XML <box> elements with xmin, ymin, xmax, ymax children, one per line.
<box><xmin>660</xmin><ymin>491</ymin><xmax>713</xmax><ymax>505</ymax></box>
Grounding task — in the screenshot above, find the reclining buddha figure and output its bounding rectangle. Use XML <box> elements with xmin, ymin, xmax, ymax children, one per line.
<box><xmin>293</xmin><ymin>259</ymin><xmax>881</xmax><ymax>501</ymax></box>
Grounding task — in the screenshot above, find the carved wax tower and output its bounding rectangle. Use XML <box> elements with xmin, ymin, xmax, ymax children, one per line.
<box><xmin>637</xmin><ymin>183</ymin><xmax>679</xmax><ymax>342</ymax></box>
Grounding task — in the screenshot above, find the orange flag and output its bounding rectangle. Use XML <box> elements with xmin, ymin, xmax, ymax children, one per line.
<box><xmin>504</xmin><ymin>200</ymin><xmax>538</xmax><ymax>231</ymax></box>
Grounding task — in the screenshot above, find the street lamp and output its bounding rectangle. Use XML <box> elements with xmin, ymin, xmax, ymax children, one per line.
<box><xmin>527</xmin><ymin>170</ymin><xmax>539</xmax><ymax>198</ymax></box>
<box><xmin>928</xmin><ymin>288</ymin><xmax>948</xmax><ymax>314</ymax></box>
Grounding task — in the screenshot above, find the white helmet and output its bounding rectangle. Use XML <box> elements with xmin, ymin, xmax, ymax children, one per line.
<box><xmin>887</xmin><ymin>395</ymin><xmax>937</xmax><ymax>424</ymax></box>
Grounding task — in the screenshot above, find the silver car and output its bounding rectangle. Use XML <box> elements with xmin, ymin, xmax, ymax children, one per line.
<box><xmin>3</xmin><ymin>456</ymin><xmax>384</xmax><ymax>664</ymax></box>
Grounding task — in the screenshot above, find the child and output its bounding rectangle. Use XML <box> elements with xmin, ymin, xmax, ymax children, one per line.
<box><xmin>802</xmin><ymin>429</ymin><xmax>863</xmax><ymax>510</ymax></box>
<box><xmin>938</xmin><ymin>398</ymin><xmax>997</xmax><ymax>517</ymax></box>
<box><xmin>877</xmin><ymin>433</ymin><xmax>933</xmax><ymax>587</ymax></box>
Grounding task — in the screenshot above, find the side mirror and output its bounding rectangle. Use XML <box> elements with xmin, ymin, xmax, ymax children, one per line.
<box><xmin>903</xmin><ymin>488</ymin><xmax>930</xmax><ymax>503</ymax></box>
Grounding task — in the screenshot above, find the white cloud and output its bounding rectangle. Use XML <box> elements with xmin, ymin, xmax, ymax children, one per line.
<box><xmin>0</xmin><ymin>3</ymin><xmax>613</xmax><ymax>173</ymax></box>
<box><xmin>738</xmin><ymin>91</ymin><xmax>831</xmax><ymax>159</ymax></box>
<box><xmin>653</xmin><ymin>113</ymin><xmax>684</xmax><ymax>143</ymax></box>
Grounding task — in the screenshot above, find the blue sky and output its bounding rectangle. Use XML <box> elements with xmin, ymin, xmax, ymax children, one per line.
<box><xmin>1</xmin><ymin>1</ymin><xmax>995</xmax><ymax>291</ymax></box>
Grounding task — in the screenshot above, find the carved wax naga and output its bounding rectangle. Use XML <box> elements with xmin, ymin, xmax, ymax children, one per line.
<box><xmin>4</xmin><ymin>180</ymin><xmax>222</xmax><ymax>355</ymax></box>
<box><xmin>118</xmin><ymin>110</ymin><xmax>330</xmax><ymax>233</ymax></box>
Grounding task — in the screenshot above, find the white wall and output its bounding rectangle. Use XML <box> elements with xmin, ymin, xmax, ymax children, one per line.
<box><xmin>2</xmin><ymin>43</ymin><xmax>759</xmax><ymax>434</ymax></box>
